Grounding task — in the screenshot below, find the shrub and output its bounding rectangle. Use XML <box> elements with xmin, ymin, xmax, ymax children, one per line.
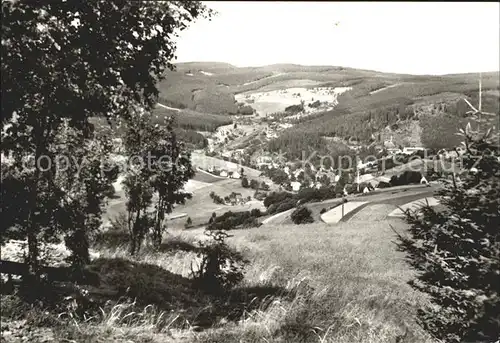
<box><xmin>308</xmin><ymin>100</ymin><xmax>321</xmax><ymax>108</ymax></box>
<box><xmin>390</xmin><ymin>171</ymin><xmax>422</xmax><ymax>186</ymax></box>
<box><xmin>210</xmin><ymin>191</ymin><xmax>225</xmax><ymax>204</ymax></box>
<box><xmin>185</xmin><ymin>217</ymin><xmax>192</xmax><ymax>229</ymax></box>
<box><xmin>285</xmin><ymin>103</ymin><xmax>304</xmax><ymax>114</ymax></box>
<box><xmin>395</xmin><ymin>124</ymin><xmax>500</xmax><ymax>342</ymax></box>
<box><xmin>320</xmin><ymin>208</ymin><xmax>327</xmax><ymax>214</ymax></box>
<box><xmin>241</xmin><ymin>177</ymin><xmax>249</xmax><ymax>188</ymax></box>
<box><xmin>291</xmin><ymin>206</ymin><xmax>314</xmax><ymax>224</ymax></box>
<box><xmin>249</xmin><ymin>179</ymin><xmax>259</xmax><ymax>190</ymax></box>
<box><xmin>254</xmin><ymin>190</ymin><xmax>267</xmax><ymax>201</ymax></box>
<box><xmin>208</xmin><ymin>210</ymin><xmax>262</xmax><ymax>231</ymax></box>
<box><xmin>276</xmin><ymin>199</ymin><xmax>296</xmax><ymax>213</ymax></box>
<box><xmin>378</xmin><ymin>157</ymin><xmax>397</xmax><ymax>172</ymax></box>
<box><xmin>267</xmin><ymin>203</ymin><xmax>279</xmax><ymax>215</ymax></box>
<box><xmin>377</xmin><ymin>181</ymin><xmax>391</xmax><ymax>189</ymax></box>
<box><xmin>237</xmin><ymin>105</ymin><xmax>254</xmax><ymax>115</ymax></box>
<box><xmin>264</xmin><ymin>191</ymin><xmax>294</xmax><ymax>208</ymax></box>
<box><xmin>250</xmin><ymin>208</ymin><xmax>262</xmax><ymax>217</ymax></box>
<box><xmin>192</xmin><ymin>230</ymin><xmax>249</xmax><ymax>294</ymax></box>
<box><xmin>103</xmin><ymin>184</ymin><xmax>116</xmax><ymax>199</ymax></box>
<box><xmin>296</xmin><ymin>187</ymin><xmax>336</xmax><ymax>204</ymax></box>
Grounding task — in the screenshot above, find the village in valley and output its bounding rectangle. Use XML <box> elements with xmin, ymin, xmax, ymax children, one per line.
<box><xmin>1</xmin><ymin>2</ymin><xmax>499</xmax><ymax>343</ymax></box>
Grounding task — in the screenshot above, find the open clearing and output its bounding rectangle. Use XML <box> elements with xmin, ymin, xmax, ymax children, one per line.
<box><xmin>235</xmin><ymin>86</ymin><xmax>352</xmax><ymax>116</ymax></box>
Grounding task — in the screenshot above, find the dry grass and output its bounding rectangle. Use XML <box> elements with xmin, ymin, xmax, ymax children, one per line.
<box><xmin>2</xmin><ymin>220</ymin><xmax>435</xmax><ymax>343</ymax></box>
<box><xmin>199</xmin><ymin>220</ymin><xmax>434</xmax><ymax>343</ymax></box>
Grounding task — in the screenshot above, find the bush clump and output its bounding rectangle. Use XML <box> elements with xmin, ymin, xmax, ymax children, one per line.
<box><xmin>192</xmin><ymin>230</ymin><xmax>249</xmax><ymax>294</ymax></box>
<box><xmin>208</xmin><ymin>210</ymin><xmax>263</xmax><ymax>231</ymax></box>
<box><xmin>291</xmin><ymin>206</ymin><xmax>314</xmax><ymax>224</ymax></box>
<box><xmin>241</xmin><ymin>177</ymin><xmax>249</xmax><ymax>188</ymax></box>
<box><xmin>390</xmin><ymin>170</ymin><xmax>422</xmax><ymax>186</ymax></box>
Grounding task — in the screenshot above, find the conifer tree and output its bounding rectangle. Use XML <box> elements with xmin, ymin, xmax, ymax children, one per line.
<box><xmin>395</xmin><ymin>122</ymin><xmax>500</xmax><ymax>342</ymax></box>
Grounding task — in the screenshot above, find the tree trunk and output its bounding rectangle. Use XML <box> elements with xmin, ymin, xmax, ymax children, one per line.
<box><xmin>153</xmin><ymin>197</ymin><xmax>165</xmax><ymax>249</ymax></box>
<box><xmin>26</xmin><ymin>134</ymin><xmax>44</xmax><ymax>281</ymax></box>
<box><xmin>130</xmin><ymin>209</ymin><xmax>142</xmax><ymax>255</ymax></box>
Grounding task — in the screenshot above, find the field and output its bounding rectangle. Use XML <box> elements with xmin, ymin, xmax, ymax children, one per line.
<box><xmin>167</xmin><ymin>177</ymin><xmax>267</xmax><ymax>228</ymax></box>
<box><xmin>212</xmin><ymin>221</ymin><xmax>434</xmax><ymax>343</ymax></box>
<box><xmin>102</xmin><ymin>166</ymin><xmax>271</xmax><ymax>229</ymax></box>
<box><xmin>1</xmin><ymin>219</ymin><xmax>434</xmax><ymax>343</ymax></box>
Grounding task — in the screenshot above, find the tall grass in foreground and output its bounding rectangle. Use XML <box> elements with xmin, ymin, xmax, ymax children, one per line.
<box><xmin>195</xmin><ymin>221</ymin><xmax>435</xmax><ymax>343</ymax></box>
<box><xmin>2</xmin><ymin>222</ymin><xmax>435</xmax><ymax>342</ymax></box>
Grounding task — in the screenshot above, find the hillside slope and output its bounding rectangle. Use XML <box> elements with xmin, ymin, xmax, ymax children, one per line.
<box><xmin>157</xmin><ymin>63</ymin><xmax>499</xmax><ymax>149</ymax></box>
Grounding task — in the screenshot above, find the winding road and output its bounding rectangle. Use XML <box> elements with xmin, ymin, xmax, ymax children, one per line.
<box><xmin>262</xmin><ymin>184</ymin><xmax>440</xmax><ymax>226</ymax></box>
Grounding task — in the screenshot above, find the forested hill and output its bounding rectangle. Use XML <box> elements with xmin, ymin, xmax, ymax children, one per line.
<box><xmin>158</xmin><ymin>63</ymin><xmax>498</xmax><ymax>150</ymax></box>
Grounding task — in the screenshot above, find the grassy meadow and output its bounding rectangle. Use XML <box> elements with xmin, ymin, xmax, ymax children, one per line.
<box><xmin>2</xmin><ymin>220</ymin><xmax>435</xmax><ymax>343</ymax></box>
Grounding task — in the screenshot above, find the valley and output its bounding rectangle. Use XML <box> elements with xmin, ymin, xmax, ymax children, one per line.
<box><xmin>2</xmin><ymin>2</ymin><xmax>499</xmax><ymax>343</ymax></box>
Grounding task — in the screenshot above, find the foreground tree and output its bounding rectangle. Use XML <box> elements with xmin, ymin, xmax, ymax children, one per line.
<box><xmin>394</xmin><ymin>122</ymin><xmax>500</xmax><ymax>342</ymax></box>
<box><xmin>123</xmin><ymin>111</ymin><xmax>194</xmax><ymax>254</ymax></box>
<box><xmin>1</xmin><ymin>0</ymin><xmax>211</xmax><ymax>278</ymax></box>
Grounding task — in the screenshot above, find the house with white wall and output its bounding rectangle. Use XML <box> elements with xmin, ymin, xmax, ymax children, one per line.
<box><xmin>291</xmin><ymin>181</ymin><xmax>301</xmax><ymax>192</ymax></box>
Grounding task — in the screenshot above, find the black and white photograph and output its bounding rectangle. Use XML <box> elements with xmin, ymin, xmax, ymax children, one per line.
<box><xmin>1</xmin><ymin>1</ymin><xmax>499</xmax><ymax>342</ymax></box>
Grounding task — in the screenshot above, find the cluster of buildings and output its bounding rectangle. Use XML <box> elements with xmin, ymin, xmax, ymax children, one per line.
<box><xmin>204</xmin><ymin>166</ymin><xmax>242</xmax><ymax>179</ymax></box>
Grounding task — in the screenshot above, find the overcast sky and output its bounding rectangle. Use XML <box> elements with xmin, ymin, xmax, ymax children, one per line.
<box><xmin>174</xmin><ymin>1</ymin><xmax>500</xmax><ymax>75</ymax></box>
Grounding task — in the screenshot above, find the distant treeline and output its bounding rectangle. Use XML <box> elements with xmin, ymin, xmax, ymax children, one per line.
<box><xmin>281</xmin><ymin>89</ymin><xmax>499</xmax><ymax>148</ymax></box>
<box><xmin>151</xmin><ymin>107</ymin><xmax>233</xmax><ymax>132</ymax></box>
<box><xmin>267</xmin><ymin>130</ymin><xmax>354</xmax><ymax>167</ymax></box>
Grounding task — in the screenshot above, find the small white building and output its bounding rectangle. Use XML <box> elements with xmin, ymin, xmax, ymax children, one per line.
<box><xmin>220</xmin><ymin>170</ymin><xmax>228</xmax><ymax>177</ymax></box>
<box><xmin>291</xmin><ymin>181</ymin><xmax>301</xmax><ymax>192</ymax></box>
<box><xmin>363</xmin><ymin>187</ymin><xmax>370</xmax><ymax>194</ymax></box>
<box><xmin>231</xmin><ymin>171</ymin><xmax>241</xmax><ymax>179</ymax></box>
<box><xmin>420</xmin><ymin>176</ymin><xmax>428</xmax><ymax>185</ymax></box>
